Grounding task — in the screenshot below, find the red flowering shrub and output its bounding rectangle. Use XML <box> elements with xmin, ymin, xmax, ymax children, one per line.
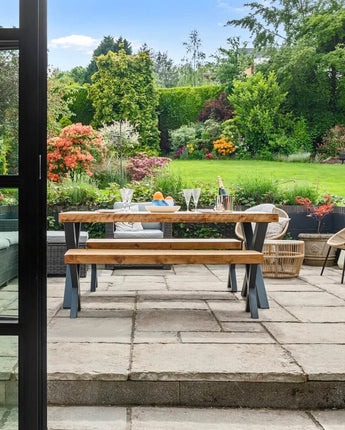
<box><xmin>204</xmin><ymin>153</ymin><xmax>214</xmax><ymax>159</ymax></box>
<box><xmin>47</xmin><ymin>123</ymin><xmax>107</xmax><ymax>182</ymax></box>
<box><xmin>296</xmin><ymin>194</ymin><xmax>334</xmax><ymax>233</ymax></box>
<box><xmin>127</xmin><ymin>152</ymin><xmax>171</xmax><ymax>181</ymax></box>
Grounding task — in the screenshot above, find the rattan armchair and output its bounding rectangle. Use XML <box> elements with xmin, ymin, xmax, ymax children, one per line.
<box><xmin>320</xmin><ymin>227</ymin><xmax>345</xmax><ymax>283</ymax></box>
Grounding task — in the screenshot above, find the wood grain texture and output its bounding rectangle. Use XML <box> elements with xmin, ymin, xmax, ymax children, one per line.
<box><xmin>64</xmin><ymin>249</ymin><xmax>263</xmax><ymax>265</ymax></box>
<box><xmin>59</xmin><ymin>211</ymin><xmax>279</xmax><ymax>224</ymax></box>
<box><xmin>86</xmin><ymin>238</ymin><xmax>242</xmax><ymax>250</ymax></box>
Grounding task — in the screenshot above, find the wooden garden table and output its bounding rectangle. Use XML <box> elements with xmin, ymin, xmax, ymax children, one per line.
<box><xmin>59</xmin><ymin>210</ymin><xmax>278</xmax><ymax>314</ymax></box>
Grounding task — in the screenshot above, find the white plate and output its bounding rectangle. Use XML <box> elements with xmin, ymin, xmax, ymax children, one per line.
<box><xmin>145</xmin><ymin>205</ymin><xmax>181</xmax><ymax>213</ymax></box>
<box><xmin>198</xmin><ymin>209</ymin><xmax>215</xmax><ymax>213</ymax></box>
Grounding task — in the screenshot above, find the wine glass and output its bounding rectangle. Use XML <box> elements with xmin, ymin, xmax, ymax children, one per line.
<box><xmin>120</xmin><ymin>188</ymin><xmax>134</xmax><ymax>211</ymax></box>
<box><xmin>192</xmin><ymin>188</ymin><xmax>201</xmax><ymax>212</ymax></box>
<box><xmin>183</xmin><ymin>189</ymin><xmax>193</xmax><ymax>212</ymax></box>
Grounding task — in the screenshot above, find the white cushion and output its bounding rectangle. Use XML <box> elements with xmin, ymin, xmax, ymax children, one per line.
<box><xmin>115</xmin><ymin>205</ymin><xmax>143</xmax><ymax>232</ymax></box>
<box><xmin>266</xmin><ymin>217</ymin><xmax>289</xmax><ymax>239</ymax></box>
<box><xmin>114</xmin><ymin>229</ymin><xmax>164</xmax><ymax>239</ymax></box>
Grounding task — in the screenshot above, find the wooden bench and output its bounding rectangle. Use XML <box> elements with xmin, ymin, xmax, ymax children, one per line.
<box><xmin>87</xmin><ymin>238</ymin><xmax>242</xmax><ymax>292</ymax></box>
<box><xmin>64</xmin><ymin>248</ymin><xmax>263</xmax><ymax>319</ymax></box>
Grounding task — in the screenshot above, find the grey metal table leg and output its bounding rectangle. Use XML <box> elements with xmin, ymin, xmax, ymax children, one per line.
<box><xmin>63</xmin><ymin>222</ymin><xmax>81</xmax><ymax>310</ymax></box>
<box><xmin>245</xmin><ymin>264</ymin><xmax>259</xmax><ymax>319</ymax></box>
<box><xmin>69</xmin><ymin>264</ymin><xmax>80</xmax><ymax>318</ymax></box>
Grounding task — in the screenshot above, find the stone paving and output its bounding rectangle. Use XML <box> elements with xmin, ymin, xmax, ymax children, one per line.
<box><xmin>1</xmin><ymin>406</ymin><xmax>345</xmax><ymax>429</ymax></box>
<box><xmin>1</xmin><ymin>263</ymin><xmax>345</xmax><ymax>426</ymax></box>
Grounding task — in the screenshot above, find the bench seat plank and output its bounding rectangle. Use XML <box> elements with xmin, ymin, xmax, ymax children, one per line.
<box><xmin>86</xmin><ymin>238</ymin><xmax>242</xmax><ymax>250</ymax></box>
<box><xmin>65</xmin><ymin>249</ymin><xmax>262</xmax><ymax>265</ymax></box>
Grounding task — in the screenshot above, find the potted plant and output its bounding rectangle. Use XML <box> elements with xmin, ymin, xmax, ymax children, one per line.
<box><xmin>296</xmin><ymin>194</ymin><xmax>336</xmax><ymax>266</ymax></box>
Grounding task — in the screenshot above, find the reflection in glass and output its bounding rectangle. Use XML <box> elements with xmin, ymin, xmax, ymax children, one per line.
<box><xmin>0</xmin><ymin>49</ymin><xmax>19</xmax><ymax>175</ymax></box>
<box><xmin>0</xmin><ymin>1</ymin><xmax>19</xmax><ymax>28</ymax></box>
<box><xmin>0</xmin><ymin>336</ymin><xmax>18</xmax><ymax>426</ymax></box>
<box><xmin>0</xmin><ymin>189</ymin><xmax>18</xmax><ymax>318</ymax></box>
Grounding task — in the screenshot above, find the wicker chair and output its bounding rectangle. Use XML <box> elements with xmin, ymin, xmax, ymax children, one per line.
<box><xmin>235</xmin><ymin>207</ymin><xmax>290</xmax><ymax>241</ymax></box>
<box><xmin>320</xmin><ymin>227</ymin><xmax>345</xmax><ymax>283</ymax></box>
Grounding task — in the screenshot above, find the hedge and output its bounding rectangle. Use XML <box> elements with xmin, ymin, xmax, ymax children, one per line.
<box><xmin>158</xmin><ymin>85</ymin><xmax>223</xmax><ymax>153</ymax></box>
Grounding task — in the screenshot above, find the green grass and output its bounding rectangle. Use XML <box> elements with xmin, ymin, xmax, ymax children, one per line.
<box><xmin>169</xmin><ymin>160</ymin><xmax>345</xmax><ymax>197</ymax></box>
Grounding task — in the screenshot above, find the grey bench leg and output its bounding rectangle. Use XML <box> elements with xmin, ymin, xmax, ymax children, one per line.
<box><xmin>245</xmin><ymin>264</ymin><xmax>259</xmax><ymax>319</ymax></box>
<box><xmin>227</xmin><ymin>264</ymin><xmax>237</xmax><ymax>292</ymax></box>
<box><xmin>63</xmin><ymin>265</ymin><xmax>72</xmax><ymax>309</ymax></box>
<box><xmin>91</xmin><ymin>264</ymin><xmax>98</xmax><ymax>292</ymax></box>
<box><xmin>69</xmin><ymin>264</ymin><xmax>80</xmax><ymax>318</ymax></box>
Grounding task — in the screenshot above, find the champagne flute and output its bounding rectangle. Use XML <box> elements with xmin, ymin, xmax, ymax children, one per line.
<box><xmin>183</xmin><ymin>189</ymin><xmax>193</xmax><ymax>212</ymax></box>
<box><xmin>126</xmin><ymin>189</ymin><xmax>134</xmax><ymax>211</ymax></box>
<box><xmin>192</xmin><ymin>188</ymin><xmax>201</xmax><ymax>212</ymax></box>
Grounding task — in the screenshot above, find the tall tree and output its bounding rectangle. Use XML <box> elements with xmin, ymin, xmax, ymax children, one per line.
<box><xmin>153</xmin><ymin>51</ymin><xmax>179</xmax><ymax>88</ymax></box>
<box><xmin>89</xmin><ymin>50</ymin><xmax>160</xmax><ymax>151</ymax></box>
<box><xmin>182</xmin><ymin>29</ymin><xmax>206</xmax><ymax>86</ymax></box>
<box><xmin>85</xmin><ymin>35</ymin><xmax>132</xmax><ymax>83</ymax></box>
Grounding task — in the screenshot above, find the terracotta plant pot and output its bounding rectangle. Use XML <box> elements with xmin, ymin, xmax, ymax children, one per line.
<box><xmin>298</xmin><ymin>233</ymin><xmax>336</xmax><ymax>266</ymax></box>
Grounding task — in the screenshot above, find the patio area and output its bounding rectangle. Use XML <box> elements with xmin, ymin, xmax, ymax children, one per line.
<box><xmin>2</xmin><ymin>262</ymin><xmax>345</xmax><ymax>428</ymax></box>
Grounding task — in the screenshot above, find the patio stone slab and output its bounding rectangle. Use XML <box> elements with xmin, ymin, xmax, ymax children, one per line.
<box><xmin>134</xmin><ymin>331</ymin><xmax>179</xmax><ymax>343</ymax></box>
<box><xmin>180</xmin><ymin>331</ymin><xmax>275</xmax><ymax>343</ymax></box>
<box><xmin>0</xmin><ymin>408</ymin><xmax>18</xmax><ymax>430</ymax></box>
<box><xmin>0</xmin><ymin>337</ymin><xmax>17</xmax><ymax>356</ymax></box>
<box><xmin>173</xmin><ymin>264</ymin><xmax>212</xmax><ymax>275</ymax></box>
<box><xmin>137</xmin><ymin>300</ymin><xmax>208</xmax><ymax>310</ymax></box>
<box><xmin>285</xmin><ymin>344</ymin><xmax>345</xmax><ymax>380</ymax></box>
<box><xmin>48</xmin><ymin>343</ymin><xmax>130</xmax><ymax>380</ymax></box>
<box><xmin>0</xmin><ymin>357</ymin><xmax>17</xmax><ymax>380</ymax></box>
<box><xmin>136</xmin><ymin>309</ymin><xmax>220</xmax><ymax>332</ymax></box>
<box><xmin>48</xmin><ymin>317</ymin><xmax>132</xmax><ymax>343</ymax></box>
<box><xmin>311</xmin><ymin>410</ymin><xmax>345</xmax><ymax>429</ymax></box>
<box><xmin>286</xmin><ymin>306</ymin><xmax>345</xmax><ymax>322</ymax></box>
<box><xmin>48</xmin><ymin>406</ymin><xmax>127</xmax><ymax>430</ymax></box>
<box><xmin>113</xmin><ymin>269</ymin><xmax>173</xmax><ymax>276</ymax></box>
<box><xmin>166</xmin><ymin>280</ymin><xmax>227</xmax><ymax>291</ymax></box>
<box><xmin>265</xmin><ymin>283</ymin><xmax>322</xmax><ymax>292</ymax></box>
<box><xmin>131</xmin><ymin>407</ymin><xmax>318</xmax><ymax>430</ymax></box>
<box><xmin>80</xmin><ymin>296</ymin><xmax>135</xmax><ymax>311</ymax></box>
<box><xmin>318</xmin><ymin>284</ymin><xmax>345</xmax><ymax>300</ymax></box>
<box><xmin>264</xmin><ymin>322</ymin><xmax>345</xmax><ymax>344</ymax></box>
<box><xmin>220</xmin><ymin>322</ymin><xmax>266</xmax><ymax>332</ymax></box>
<box><xmin>138</xmin><ymin>291</ymin><xmax>234</xmax><ymax>300</ymax></box>
<box><xmin>208</xmin><ymin>300</ymin><xmax>298</xmax><ymax>322</ymax></box>
<box><xmin>131</xmin><ymin>343</ymin><xmax>304</xmax><ymax>382</ymax></box>
<box><xmin>268</xmin><ymin>291</ymin><xmax>345</xmax><ymax>307</ymax></box>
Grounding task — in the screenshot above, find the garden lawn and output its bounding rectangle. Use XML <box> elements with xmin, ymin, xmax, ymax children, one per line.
<box><xmin>169</xmin><ymin>160</ymin><xmax>345</xmax><ymax>197</ymax></box>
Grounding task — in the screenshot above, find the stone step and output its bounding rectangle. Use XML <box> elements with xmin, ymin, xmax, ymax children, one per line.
<box><xmin>47</xmin><ymin>379</ymin><xmax>345</xmax><ymax>409</ymax></box>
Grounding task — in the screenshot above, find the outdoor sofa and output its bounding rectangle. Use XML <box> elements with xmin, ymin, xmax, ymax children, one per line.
<box><xmin>0</xmin><ymin>219</ymin><xmax>18</xmax><ymax>287</ymax></box>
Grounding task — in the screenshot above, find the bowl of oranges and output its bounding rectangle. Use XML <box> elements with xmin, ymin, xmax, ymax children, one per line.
<box><xmin>145</xmin><ymin>192</ymin><xmax>180</xmax><ymax>213</ymax></box>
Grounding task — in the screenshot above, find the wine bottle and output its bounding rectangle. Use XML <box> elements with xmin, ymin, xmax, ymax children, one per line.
<box><xmin>217</xmin><ymin>176</ymin><xmax>228</xmax><ymax>196</ymax></box>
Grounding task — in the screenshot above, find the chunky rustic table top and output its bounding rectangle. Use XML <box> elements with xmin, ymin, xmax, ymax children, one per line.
<box><xmin>59</xmin><ymin>211</ymin><xmax>279</xmax><ymax>224</ymax></box>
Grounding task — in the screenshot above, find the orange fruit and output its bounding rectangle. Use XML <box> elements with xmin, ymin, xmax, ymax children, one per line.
<box><xmin>153</xmin><ymin>191</ymin><xmax>164</xmax><ymax>200</ymax></box>
<box><xmin>165</xmin><ymin>196</ymin><xmax>174</xmax><ymax>201</ymax></box>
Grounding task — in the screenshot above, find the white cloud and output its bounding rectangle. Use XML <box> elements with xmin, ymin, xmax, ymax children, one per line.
<box><xmin>216</xmin><ymin>0</ymin><xmax>246</xmax><ymax>13</ymax></box>
<box><xmin>49</xmin><ymin>35</ymin><xmax>100</xmax><ymax>52</ymax></box>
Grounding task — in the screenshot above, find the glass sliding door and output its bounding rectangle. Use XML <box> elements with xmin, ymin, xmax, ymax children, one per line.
<box><xmin>0</xmin><ymin>0</ymin><xmax>47</xmax><ymax>429</ymax></box>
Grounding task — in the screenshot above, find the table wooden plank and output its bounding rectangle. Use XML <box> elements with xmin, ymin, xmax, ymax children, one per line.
<box><xmin>59</xmin><ymin>211</ymin><xmax>279</xmax><ymax>223</ymax></box>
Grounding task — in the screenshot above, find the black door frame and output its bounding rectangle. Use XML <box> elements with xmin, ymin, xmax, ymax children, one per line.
<box><xmin>0</xmin><ymin>1</ymin><xmax>47</xmax><ymax>429</ymax></box>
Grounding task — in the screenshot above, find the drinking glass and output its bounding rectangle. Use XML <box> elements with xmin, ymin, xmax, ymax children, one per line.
<box><xmin>183</xmin><ymin>189</ymin><xmax>193</xmax><ymax>212</ymax></box>
<box><xmin>192</xmin><ymin>188</ymin><xmax>201</xmax><ymax>212</ymax></box>
<box><xmin>120</xmin><ymin>188</ymin><xmax>134</xmax><ymax>211</ymax></box>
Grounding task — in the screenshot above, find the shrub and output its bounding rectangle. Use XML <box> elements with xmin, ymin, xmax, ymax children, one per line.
<box><xmin>47</xmin><ymin>123</ymin><xmax>107</xmax><ymax>182</ymax></box>
<box><xmin>317</xmin><ymin>124</ymin><xmax>345</xmax><ymax>159</ymax></box>
<box><xmin>233</xmin><ymin>177</ymin><xmax>282</xmax><ymax>207</ymax></box>
<box><xmin>229</xmin><ymin>71</ymin><xmax>291</xmax><ymax>157</ymax></box>
<box><xmin>99</xmin><ymin>120</ymin><xmax>140</xmax><ymax>158</ymax></box>
<box><xmin>127</xmin><ymin>152</ymin><xmax>171</xmax><ymax>181</ymax></box>
<box><xmin>158</xmin><ymin>85</ymin><xmax>222</xmax><ymax>152</ymax></box>
<box><xmin>196</xmin><ymin>92</ymin><xmax>234</xmax><ymax>122</ymax></box>
<box><xmin>170</xmin><ymin>125</ymin><xmax>196</xmax><ymax>153</ymax></box>
<box><xmin>65</xmin><ymin>85</ymin><xmax>95</xmax><ymax>125</ymax></box>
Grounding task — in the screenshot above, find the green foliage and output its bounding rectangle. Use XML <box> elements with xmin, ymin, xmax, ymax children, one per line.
<box><xmin>279</xmin><ymin>183</ymin><xmax>319</xmax><ymax>205</ymax></box>
<box><xmin>153</xmin><ymin>51</ymin><xmax>179</xmax><ymax>88</ymax></box>
<box><xmin>65</xmin><ymin>85</ymin><xmax>95</xmax><ymax>125</ymax></box>
<box><xmin>158</xmin><ymin>85</ymin><xmax>222</xmax><ymax>152</ymax></box>
<box><xmin>170</xmin><ymin>125</ymin><xmax>197</xmax><ymax>152</ymax></box>
<box><xmin>89</xmin><ymin>50</ymin><xmax>160</xmax><ymax>151</ymax></box>
<box><xmin>211</xmin><ymin>37</ymin><xmax>251</xmax><ymax>93</ymax></box>
<box><xmin>234</xmin><ymin>177</ymin><xmax>282</xmax><ymax>207</ymax></box>
<box><xmin>229</xmin><ymin>71</ymin><xmax>291</xmax><ymax>157</ymax></box>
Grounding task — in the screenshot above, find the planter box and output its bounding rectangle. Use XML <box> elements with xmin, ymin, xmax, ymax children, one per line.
<box><xmin>298</xmin><ymin>233</ymin><xmax>335</xmax><ymax>266</ymax></box>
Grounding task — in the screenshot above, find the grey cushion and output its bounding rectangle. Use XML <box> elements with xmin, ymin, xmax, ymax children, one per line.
<box><xmin>113</xmin><ymin>201</ymin><xmax>161</xmax><ymax>230</ymax></box>
<box><xmin>47</xmin><ymin>231</ymin><xmax>88</xmax><ymax>244</ymax></box>
<box><xmin>114</xmin><ymin>229</ymin><xmax>164</xmax><ymax>239</ymax></box>
<box><xmin>0</xmin><ymin>231</ymin><xmax>18</xmax><ymax>245</ymax></box>
<box><xmin>0</xmin><ymin>238</ymin><xmax>9</xmax><ymax>250</ymax></box>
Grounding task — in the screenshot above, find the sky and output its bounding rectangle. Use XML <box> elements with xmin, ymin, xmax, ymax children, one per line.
<box><xmin>0</xmin><ymin>0</ymin><xmax>251</xmax><ymax>71</ymax></box>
